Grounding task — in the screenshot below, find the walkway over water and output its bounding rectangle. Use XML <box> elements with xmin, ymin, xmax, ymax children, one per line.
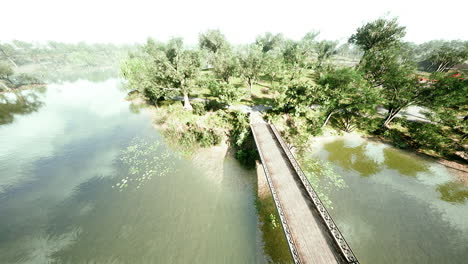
<box><xmin>251</xmin><ymin>120</ymin><xmax>359</xmax><ymax>264</ymax></box>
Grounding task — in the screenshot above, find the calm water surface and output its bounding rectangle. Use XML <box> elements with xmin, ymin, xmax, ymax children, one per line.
<box><xmin>0</xmin><ymin>79</ymin><xmax>267</xmax><ymax>263</ymax></box>
<box><xmin>310</xmin><ymin>136</ymin><xmax>468</xmax><ymax>264</ymax></box>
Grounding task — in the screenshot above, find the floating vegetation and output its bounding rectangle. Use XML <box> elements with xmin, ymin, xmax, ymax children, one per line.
<box><xmin>269</xmin><ymin>214</ymin><xmax>278</xmax><ymax>229</ymax></box>
<box><xmin>112</xmin><ymin>137</ymin><xmax>178</xmax><ymax>191</ymax></box>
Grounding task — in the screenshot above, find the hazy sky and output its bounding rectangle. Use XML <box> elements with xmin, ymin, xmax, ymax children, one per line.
<box><xmin>3</xmin><ymin>0</ymin><xmax>467</xmax><ymax>44</ymax></box>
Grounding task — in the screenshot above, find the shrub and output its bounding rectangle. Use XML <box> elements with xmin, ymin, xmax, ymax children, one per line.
<box><xmin>191</xmin><ymin>101</ymin><xmax>207</xmax><ymax>116</ymax></box>
<box><xmin>229</xmin><ymin>111</ymin><xmax>259</xmax><ymax>168</ymax></box>
<box><xmin>185</xmin><ymin>122</ymin><xmax>222</xmax><ymax>148</ymax></box>
<box><xmin>406</xmin><ymin>122</ymin><xmax>452</xmax><ymax>153</ymax></box>
<box><xmin>207</xmin><ymin>81</ymin><xmax>245</xmax><ymax>105</ymax></box>
<box><xmin>205</xmin><ymin>99</ymin><xmax>225</xmax><ymax>111</ymax></box>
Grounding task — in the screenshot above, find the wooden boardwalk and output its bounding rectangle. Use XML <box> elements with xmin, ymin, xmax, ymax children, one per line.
<box><xmin>251</xmin><ymin>122</ymin><xmax>358</xmax><ymax>264</ymax></box>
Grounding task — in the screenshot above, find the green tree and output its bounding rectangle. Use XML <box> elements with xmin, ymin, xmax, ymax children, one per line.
<box><xmin>276</xmin><ymin>80</ymin><xmax>318</xmax><ymax>114</ymax></box>
<box><xmin>122</xmin><ymin>38</ymin><xmax>201</xmax><ymax>109</ymax></box>
<box><xmin>367</xmin><ymin>50</ymin><xmax>422</xmax><ymax>127</ymax></box>
<box><xmin>262</xmin><ymin>49</ymin><xmax>285</xmax><ymax>88</ymax></box>
<box><xmin>255</xmin><ymin>32</ymin><xmax>284</xmax><ymax>53</ymax></box>
<box><xmin>425</xmin><ymin>41</ymin><xmax>468</xmax><ymax>72</ymax></box>
<box><xmin>424</xmin><ymin>72</ymin><xmax>468</xmax><ymax>143</ymax></box>
<box><xmin>315</xmin><ymin>40</ymin><xmax>338</xmax><ymax>69</ymax></box>
<box><xmin>239</xmin><ymin>45</ymin><xmax>264</xmax><ymax>94</ymax></box>
<box><xmin>281</xmin><ymin>32</ymin><xmax>318</xmax><ymax>80</ymax></box>
<box><xmin>349</xmin><ymin>17</ymin><xmax>406</xmax><ymax>54</ymax></box>
<box><xmin>199</xmin><ymin>29</ymin><xmax>229</xmax><ymax>54</ymax></box>
<box><xmin>212</xmin><ymin>50</ymin><xmax>239</xmax><ymax>83</ymax></box>
<box><xmin>317</xmin><ymin>67</ymin><xmax>378</xmax><ymax>130</ymax></box>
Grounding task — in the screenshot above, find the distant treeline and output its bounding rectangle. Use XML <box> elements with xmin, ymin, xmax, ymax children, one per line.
<box><xmin>0</xmin><ymin>41</ymin><xmax>136</xmax><ymax>85</ymax></box>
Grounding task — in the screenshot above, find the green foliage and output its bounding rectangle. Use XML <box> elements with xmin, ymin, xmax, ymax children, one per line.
<box><xmin>121</xmin><ymin>38</ymin><xmax>201</xmax><ymax>109</ymax></box>
<box><xmin>229</xmin><ymin>111</ymin><xmax>258</xmax><ymax>168</ymax></box>
<box><xmin>239</xmin><ymin>45</ymin><xmax>264</xmax><ymax>93</ymax></box>
<box><xmin>255</xmin><ymin>32</ymin><xmax>284</xmax><ymax>53</ymax></box>
<box><xmin>424</xmin><ymin>41</ymin><xmax>468</xmax><ymax>72</ymax></box>
<box><xmin>191</xmin><ymin>101</ymin><xmax>207</xmax><ymax>116</ymax></box>
<box><xmin>436</xmin><ymin>182</ymin><xmax>468</xmax><ymax>204</ymax></box>
<box><xmin>406</xmin><ymin>122</ymin><xmax>452</xmax><ymax>153</ymax></box>
<box><xmin>317</xmin><ymin>67</ymin><xmax>378</xmax><ymax>131</ymax></box>
<box><xmin>205</xmin><ymin>99</ymin><xmax>225</xmax><ymax>111</ymax></box>
<box><xmin>0</xmin><ymin>62</ymin><xmax>13</xmax><ymax>80</ymax></box>
<box><xmin>349</xmin><ymin>17</ymin><xmax>406</xmax><ymax>52</ymax></box>
<box><xmin>207</xmin><ymin>81</ymin><xmax>245</xmax><ymax>105</ymax></box>
<box><xmin>275</xmin><ymin>80</ymin><xmax>318</xmax><ymax>114</ymax></box>
<box><xmin>212</xmin><ymin>50</ymin><xmax>239</xmax><ymax>83</ymax></box>
<box><xmin>315</xmin><ymin>40</ymin><xmax>338</xmax><ymax>69</ymax></box>
<box><xmin>183</xmin><ymin>122</ymin><xmax>222</xmax><ymax>148</ymax></box>
<box><xmin>199</xmin><ymin>29</ymin><xmax>229</xmax><ymax>54</ymax></box>
<box><xmin>13</xmin><ymin>73</ymin><xmax>42</xmax><ymax>86</ymax></box>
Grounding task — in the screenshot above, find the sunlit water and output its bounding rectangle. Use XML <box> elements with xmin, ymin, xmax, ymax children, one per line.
<box><xmin>310</xmin><ymin>135</ymin><xmax>468</xmax><ymax>264</ymax></box>
<box><xmin>0</xmin><ymin>79</ymin><xmax>267</xmax><ymax>263</ymax></box>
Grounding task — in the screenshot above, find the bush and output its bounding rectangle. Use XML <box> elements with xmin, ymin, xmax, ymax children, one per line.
<box><xmin>208</xmin><ymin>81</ymin><xmax>245</xmax><ymax>105</ymax></box>
<box><xmin>205</xmin><ymin>100</ymin><xmax>225</xmax><ymax>111</ymax></box>
<box><xmin>191</xmin><ymin>101</ymin><xmax>206</xmax><ymax>116</ymax></box>
<box><xmin>406</xmin><ymin>122</ymin><xmax>452</xmax><ymax>153</ymax></box>
<box><xmin>229</xmin><ymin>111</ymin><xmax>259</xmax><ymax>168</ymax></box>
<box><xmin>185</xmin><ymin>122</ymin><xmax>222</xmax><ymax>148</ymax></box>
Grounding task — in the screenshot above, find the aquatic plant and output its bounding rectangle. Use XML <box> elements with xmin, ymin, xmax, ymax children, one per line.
<box><xmin>112</xmin><ymin>137</ymin><xmax>178</xmax><ymax>191</ymax></box>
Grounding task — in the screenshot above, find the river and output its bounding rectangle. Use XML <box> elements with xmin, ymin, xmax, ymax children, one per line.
<box><xmin>307</xmin><ymin>135</ymin><xmax>468</xmax><ymax>264</ymax></box>
<box><xmin>0</xmin><ymin>78</ymin><xmax>272</xmax><ymax>263</ymax></box>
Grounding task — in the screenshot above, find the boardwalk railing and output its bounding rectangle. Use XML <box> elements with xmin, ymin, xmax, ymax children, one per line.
<box><xmin>269</xmin><ymin>124</ymin><xmax>359</xmax><ymax>264</ymax></box>
<box><xmin>250</xmin><ymin>123</ymin><xmax>302</xmax><ymax>264</ymax></box>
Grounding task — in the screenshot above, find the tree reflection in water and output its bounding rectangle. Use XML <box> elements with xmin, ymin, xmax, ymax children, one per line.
<box><xmin>0</xmin><ymin>87</ymin><xmax>46</xmax><ymax>125</ymax></box>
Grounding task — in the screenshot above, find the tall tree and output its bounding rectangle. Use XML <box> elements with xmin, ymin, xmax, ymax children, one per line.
<box><xmin>425</xmin><ymin>41</ymin><xmax>468</xmax><ymax>72</ymax></box>
<box><xmin>212</xmin><ymin>50</ymin><xmax>239</xmax><ymax>83</ymax></box>
<box><xmin>199</xmin><ymin>29</ymin><xmax>229</xmax><ymax>54</ymax></box>
<box><xmin>349</xmin><ymin>17</ymin><xmax>406</xmax><ymax>54</ymax></box>
<box><xmin>316</xmin><ymin>67</ymin><xmax>378</xmax><ymax>130</ymax></box>
<box><xmin>255</xmin><ymin>32</ymin><xmax>284</xmax><ymax>53</ymax></box>
<box><xmin>360</xmin><ymin>47</ymin><xmax>424</xmax><ymax>127</ymax></box>
<box><xmin>239</xmin><ymin>45</ymin><xmax>264</xmax><ymax>94</ymax></box>
<box><xmin>262</xmin><ymin>49</ymin><xmax>285</xmax><ymax>88</ymax></box>
<box><xmin>281</xmin><ymin>32</ymin><xmax>319</xmax><ymax>80</ymax></box>
<box><xmin>315</xmin><ymin>40</ymin><xmax>338</xmax><ymax>69</ymax></box>
<box><xmin>122</xmin><ymin>38</ymin><xmax>201</xmax><ymax>110</ymax></box>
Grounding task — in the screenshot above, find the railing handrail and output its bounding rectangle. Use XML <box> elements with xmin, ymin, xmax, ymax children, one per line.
<box><xmin>268</xmin><ymin>123</ymin><xmax>359</xmax><ymax>264</ymax></box>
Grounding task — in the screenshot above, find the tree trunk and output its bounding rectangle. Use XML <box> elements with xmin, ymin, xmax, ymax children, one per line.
<box><xmin>248</xmin><ymin>79</ymin><xmax>253</xmax><ymax>95</ymax></box>
<box><xmin>382</xmin><ymin>108</ymin><xmax>401</xmax><ymax>128</ymax></box>
<box><xmin>183</xmin><ymin>92</ymin><xmax>192</xmax><ymax>110</ymax></box>
<box><xmin>322</xmin><ymin>111</ymin><xmax>335</xmax><ymax>127</ymax></box>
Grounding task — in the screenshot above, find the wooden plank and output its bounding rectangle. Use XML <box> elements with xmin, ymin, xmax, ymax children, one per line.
<box><xmin>252</xmin><ymin>123</ymin><xmax>346</xmax><ymax>264</ymax></box>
